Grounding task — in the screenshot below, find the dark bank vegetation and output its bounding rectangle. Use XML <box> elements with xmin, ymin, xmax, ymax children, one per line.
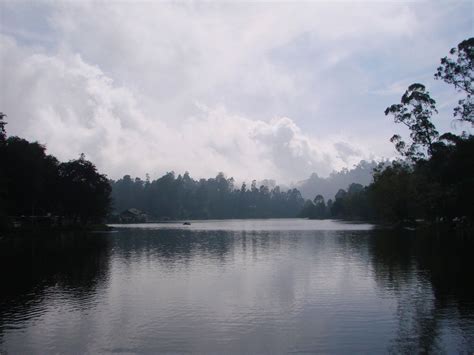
<box><xmin>109</xmin><ymin>173</ymin><xmax>305</xmax><ymax>221</ymax></box>
<box><xmin>0</xmin><ymin>113</ymin><xmax>111</xmax><ymax>231</ymax></box>
<box><xmin>300</xmin><ymin>38</ymin><xmax>474</xmax><ymax>227</ymax></box>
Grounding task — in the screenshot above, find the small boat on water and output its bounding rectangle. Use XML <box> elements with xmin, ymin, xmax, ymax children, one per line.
<box><xmin>183</xmin><ymin>222</ymin><xmax>191</xmax><ymax>225</ymax></box>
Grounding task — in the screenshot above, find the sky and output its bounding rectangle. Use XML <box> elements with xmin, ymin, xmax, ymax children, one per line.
<box><xmin>0</xmin><ymin>1</ymin><xmax>472</xmax><ymax>184</ymax></box>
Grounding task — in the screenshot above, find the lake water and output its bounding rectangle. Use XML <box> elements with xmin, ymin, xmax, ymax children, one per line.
<box><xmin>1</xmin><ymin>219</ymin><xmax>473</xmax><ymax>353</ymax></box>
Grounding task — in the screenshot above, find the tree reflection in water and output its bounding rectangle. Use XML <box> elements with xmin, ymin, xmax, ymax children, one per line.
<box><xmin>0</xmin><ymin>225</ymin><xmax>472</xmax><ymax>352</ymax></box>
<box><xmin>367</xmin><ymin>229</ymin><xmax>474</xmax><ymax>352</ymax></box>
<box><xmin>0</xmin><ymin>232</ymin><xmax>111</xmax><ymax>337</ymax></box>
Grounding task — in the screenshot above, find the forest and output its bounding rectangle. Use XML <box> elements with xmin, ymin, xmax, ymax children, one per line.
<box><xmin>300</xmin><ymin>38</ymin><xmax>473</xmax><ymax>226</ymax></box>
<box><xmin>110</xmin><ymin>173</ymin><xmax>304</xmax><ymax>220</ymax></box>
<box><xmin>296</xmin><ymin>160</ymin><xmax>376</xmax><ymax>201</ymax></box>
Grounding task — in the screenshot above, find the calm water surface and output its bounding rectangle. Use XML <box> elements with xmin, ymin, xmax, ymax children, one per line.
<box><xmin>1</xmin><ymin>219</ymin><xmax>473</xmax><ymax>353</ymax></box>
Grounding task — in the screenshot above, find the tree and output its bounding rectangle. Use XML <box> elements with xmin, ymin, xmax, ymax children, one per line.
<box><xmin>0</xmin><ymin>112</ymin><xmax>113</xmax><ymax>229</ymax></box>
<box><xmin>313</xmin><ymin>194</ymin><xmax>326</xmax><ymax>219</ymax></box>
<box><xmin>0</xmin><ymin>112</ymin><xmax>6</xmax><ymax>143</ymax></box>
<box><xmin>331</xmin><ymin>188</ymin><xmax>347</xmax><ymax>218</ymax></box>
<box><xmin>370</xmin><ymin>161</ymin><xmax>417</xmax><ymax>222</ymax></box>
<box><xmin>0</xmin><ymin>113</ymin><xmax>7</xmax><ymax>229</ymax></box>
<box><xmin>385</xmin><ymin>83</ymin><xmax>439</xmax><ymax>160</ymax></box>
<box><xmin>435</xmin><ymin>37</ymin><xmax>474</xmax><ymax>124</ymax></box>
<box><xmin>59</xmin><ymin>154</ymin><xmax>111</xmax><ymax>224</ymax></box>
<box><xmin>4</xmin><ymin>137</ymin><xmax>59</xmax><ymax>216</ymax></box>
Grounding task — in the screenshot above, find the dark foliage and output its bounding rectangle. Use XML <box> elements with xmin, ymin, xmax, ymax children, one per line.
<box><xmin>301</xmin><ymin>133</ymin><xmax>473</xmax><ymax>223</ymax></box>
<box><xmin>58</xmin><ymin>154</ymin><xmax>112</xmax><ymax>224</ymax></box>
<box><xmin>301</xmin><ymin>38</ymin><xmax>474</xmax><ymax>225</ymax></box>
<box><xmin>3</xmin><ymin>136</ymin><xmax>60</xmax><ymax>216</ymax></box>
<box><xmin>300</xmin><ymin>183</ymin><xmax>373</xmax><ymax>221</ymax></box>
<box><xmin>435</xmin><ymin>37</ymin><xmax>474</xmax><ymax>123</ymax></box>
<box><xmin>110</xmin><ymin>172</ymin><xmax>305</xmax><ymax>220</ymax></box>
<box><xmin>0</xmin><ymin>113</ymin><xmax>7</xmax><ymax>228</ymax></box>
<box><xmin>0</xmin><ymin>115</ymin><xmax>111</xmax><ymax>230</ymax></box>
<box><xmin>385</xmin><ymin>83</ymin><xmax>438</xmax><ymax>160</ymax></box>
<box><xmin>0</xmin><ymin>112</ymin><xmax>6</xmax><ymax>142</ymax></box>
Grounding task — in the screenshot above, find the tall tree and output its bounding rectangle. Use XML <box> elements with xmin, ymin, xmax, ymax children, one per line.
<box><xmin>435</xmin><ymin>37</ymin><xmax>474</xmax><ymax>124</ymax></box>
<box><xmin>385</xmin><ymin>83</ymin><xmax>439</xmax><ymax>160</ymax></box>
<box><xmin>313</xmin><ymin>194</ymin><xmax>326</xmax><ymax>219</ymax></box>
<box><xmin>0</xmin><ymin>113</ymin><xmax>7</xmax><ymax>228</ymax></box>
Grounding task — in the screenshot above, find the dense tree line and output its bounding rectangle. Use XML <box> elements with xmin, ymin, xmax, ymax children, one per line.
<box><xmin>296</xmin><ymin>160</ymin><xmax>377</xmax><ymax>201</ymax></box>
<box><xmin>110</xmin><ymin>172</ymin><xmax>305</xmax><ymax>220</ymax></box>
<box><xmin>0</xmin><ymin>113</ymin><xmax>111</xmax><ymax>230</ymax></box>
<box><xmin>300</xmin><ymin>38</ymin><xmax>474</xmax><ymax>225</ymax></box>
<box><xmin>300</xmin><ymin>183</ymin><xmax>371</xmax><ymax>220</ymax></box>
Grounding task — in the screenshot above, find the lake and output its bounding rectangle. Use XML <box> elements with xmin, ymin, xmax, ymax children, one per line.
<box><xmin>1</xmin><ymin>219</ymin><xmax>473</xmax><ymax>353</ymax></box>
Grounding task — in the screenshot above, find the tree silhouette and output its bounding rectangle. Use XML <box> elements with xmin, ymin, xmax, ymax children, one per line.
<box><xmin>435</xmin><ymin>37</ymin><xmax>474</xmax><ymax>124</ymax></box>
<box><xmin>385</xmin><ymin>83</ymin><xmax>439</xmax><ymax>160</ymax></box>
<box><xmin>0</xmin><ymin>113</ymin><xmax>7</xmax><ymax>228</ymax></box>
<box><xmin>0</xmin><ymin>112</ymin><xmax>6</xmax><ymax>143</ymax></box>
<box><xmin>3</xmin><ymin>136</ymin><xmax>59</xmax><ymax>216</ymax></box>
<box><xmin>58</xmin><ymin>154</ymin><xmax>111</xmax><ymax>224</ymax></box>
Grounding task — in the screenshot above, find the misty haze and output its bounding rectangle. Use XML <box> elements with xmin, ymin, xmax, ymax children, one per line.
<box><xmin>0</xmin><ymin>1</ymin><xmax>473</xmax><ymax>353</ymax></box>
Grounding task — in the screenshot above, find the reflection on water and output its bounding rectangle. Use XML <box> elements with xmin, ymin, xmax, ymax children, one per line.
<box><xmin>368</xmin><ymin>229</ymin><xmax>474</xmax><ymax>353</ymax></box>
<box><xmin>0</xmin><ymin>220</ymin><xmax>473</xmax><ymax>353</ymax></box>
<box><xmin>110</xmin><ymin>218</ymin><xmax>374</xmax><ymax>231</ymax></box>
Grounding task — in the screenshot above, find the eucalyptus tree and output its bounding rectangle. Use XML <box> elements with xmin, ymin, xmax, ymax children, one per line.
<box><xmin>435</xmin><ymin>37</ymin><xmax>474</xmax><ymax>124</ymax></box>
<box><xmin>385</xmin><ymin>83</ymin><xmax>439</xmax><ymax>161</ymax></box>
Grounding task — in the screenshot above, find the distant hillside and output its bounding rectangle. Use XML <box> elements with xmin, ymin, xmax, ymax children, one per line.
<box><xmin>297</xmin><ymin>160</ymin><xmax>377</xmax><ymax>201</ymax></box>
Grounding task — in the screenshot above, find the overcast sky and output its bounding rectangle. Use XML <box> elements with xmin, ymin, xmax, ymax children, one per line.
<box><xmin>0</xmin><ymin>1</ymin><xmax>472</xmax><ymax>183</ymax></box>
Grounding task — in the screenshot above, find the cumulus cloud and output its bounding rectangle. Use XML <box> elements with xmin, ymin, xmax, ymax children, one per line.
<box><xmin>0</xmin><ymin>1</ymin><xmax>471</xmax><ymax>183</ymax></box>
<box><xmin>1</xmin><ymin>33</ymin><xmax>372</xmax><ymax>182</ymax></box>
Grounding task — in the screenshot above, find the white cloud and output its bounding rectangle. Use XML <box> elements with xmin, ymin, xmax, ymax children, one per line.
<box><xmin>1</xmin><ymin>34</ymin><xmax>373</xmax><ymax>182</ymax></box>
<box><xmin>1</xmin><ymin>1</ymin><xmax>471</xmax><ymax>183</ymax></box>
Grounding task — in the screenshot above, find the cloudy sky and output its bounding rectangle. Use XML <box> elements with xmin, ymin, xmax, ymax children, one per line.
<box><xmin>0</xmin><ymin>1</ymin><xmax>472</xmax><ymax>183</ymax></box>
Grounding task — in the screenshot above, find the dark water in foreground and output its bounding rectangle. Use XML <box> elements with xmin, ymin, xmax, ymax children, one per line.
<box><xmin>1</xmin><ymin>219</ymin><xmax>473</xmax><ymax>353</ymax></box>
